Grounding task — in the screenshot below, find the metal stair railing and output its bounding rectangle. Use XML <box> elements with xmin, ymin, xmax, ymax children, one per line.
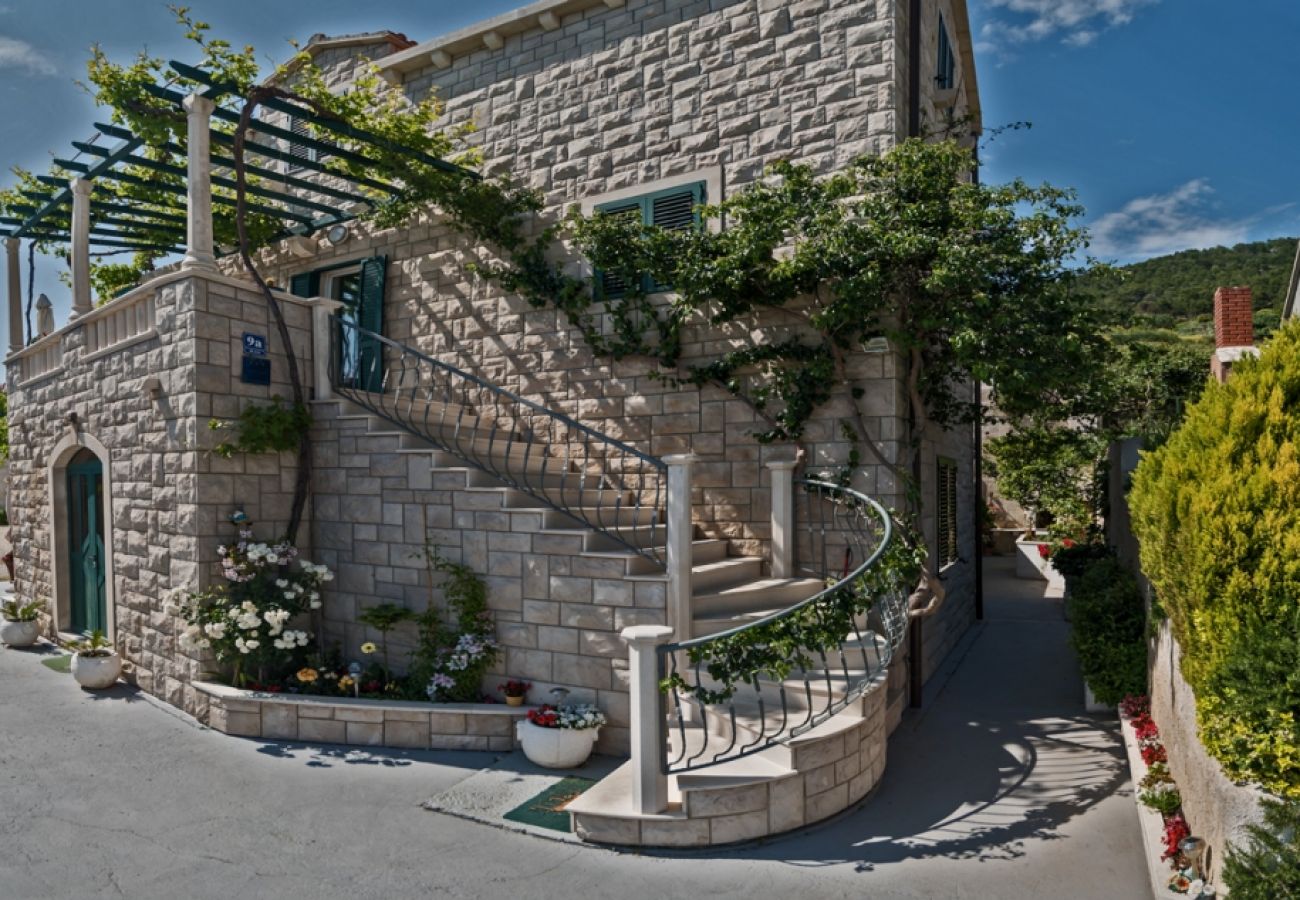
<box><xmin>328</xmin><ymin>316</ymin><xmax>669</xmax><ymax>567</ymax></box>
<box><xmin>657</xmin><ymin>480</ymin><xmax>909</xmax><ymax>773</ymax></box>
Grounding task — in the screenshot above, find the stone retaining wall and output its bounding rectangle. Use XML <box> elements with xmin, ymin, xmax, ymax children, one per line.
<box><xmin>196</xmin><ymin>681</ymin><xmax>527</xmax><ymax>752</ymax></box>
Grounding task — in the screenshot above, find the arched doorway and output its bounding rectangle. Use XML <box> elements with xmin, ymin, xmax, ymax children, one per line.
<box><xmin>47</xmin><ymin>435</ymin><xmax>116</xmax><ymax>641</ymax></box>
<box><xmin>65</xmin><ymin>448</ymin><xmax>106</xmax><ymax>634</ymax></box>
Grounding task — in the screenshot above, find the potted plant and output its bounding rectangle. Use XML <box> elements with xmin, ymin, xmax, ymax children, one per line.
<box><xmin>71</xmin><ymin>630</ymin><xmax>121</xmax><ymax>690</ymax></box>
<box><xmin>517</xmin><ymin>702</ymin><xmax>606</xmax><ymax>768</ymax></box>
<box><xmin>499</xmin><ymin>679</ymin><xmax>531</xmax><ymax>707</ymax></box>
<box><xmin>0</xmin><ymin>598</ymin><xmax>43</xmax><ymax>647</ymax></box>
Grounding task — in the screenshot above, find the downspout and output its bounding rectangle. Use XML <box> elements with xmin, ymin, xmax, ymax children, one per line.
<box><xmin>907</xmin><ymin>0</ymin><xmax>925</xmax><ymax>708</ymax></box>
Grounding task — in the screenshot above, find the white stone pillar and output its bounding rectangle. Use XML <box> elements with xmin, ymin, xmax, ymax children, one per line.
<box><xmin>768</xmin><ymin>459</ymin><xmax>797</xmax><ymax>578</ymax></box>
<box><xmin>663</xmin><ymin>452</ymin><xmax>696</xmax><ymax>641</ymax></box>
<box><xmin>6</xmin><ymin>237</ymin><xmax>21</xmax><ymax>353</ymax></box>
<box><xmin>622</xmin><ymin>624</ymin><xmax>674</xmax><ymax>815</ymax></box>
<box><xmin>69</xmin><ymin>177</ymin><xmax>93</xmax><ymax>319</ymax></box>
<box><xmin>310</xmin><ymin>298</ymin><xmax>343</xmax><ymax>401</ymax></box>
<box><xmin>181</xmin><ymin>92</ymin><xmax>217</xmax><ymax>272</ymax></box>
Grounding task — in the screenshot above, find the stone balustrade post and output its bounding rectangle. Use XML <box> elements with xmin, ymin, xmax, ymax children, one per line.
<box><xmin>310</xmin><ymin>298</ymin><xmax>344</xmax><ymax>401</ymax></box>
<box><xmin>663</xmin><ymin>452</ymin><xmax>697</xmax><ymax>641</ymax></box>
<box><xmin>6</xmin><ymin>237</ymin><xmax>21</xmax><ymax>353</ymax></box>
<box><xmin>181</xmin><ymin>92</ymin><xmax>217</xmax><ymax>272</ymax></box>
<box><xmin>69</xmin><ymin>178</ymin><xmax>93</xmax><ymax>319</ymax></box>
<box><xmin>622</xmin><ymin>624</ymin><xmax>674</xmax><ymax>815</ymax></box>
<box><xmin>767</xmin><ymin>459</ymin><xmax>797</xmax><ymax>578</ymax></box>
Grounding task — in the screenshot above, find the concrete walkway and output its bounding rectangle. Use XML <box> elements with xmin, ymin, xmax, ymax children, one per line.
<box><xmin>0</xmin><ymin>558</ymin><xmax>1149</xmax><ymax>899</ymax></box>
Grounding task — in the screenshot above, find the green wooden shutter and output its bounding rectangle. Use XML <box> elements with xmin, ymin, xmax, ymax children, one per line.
<box><xmin>356</xmin><ymin>256</ymin><xmax>386</xmax><ymax>393</ymax></box>
<box><xmin>593</xmin><ymin>201</ymin><xmax>642</xmax><ymax>299</ymax></box>
<box><xmin>646</xmin><ymin>182</ymin><xmax>705</xmax><ymax>292</ymax></box>
<box><xmin>289</xmin><ymin>271</ymin><xmax>319</xmax><ymax>298</ymax></box>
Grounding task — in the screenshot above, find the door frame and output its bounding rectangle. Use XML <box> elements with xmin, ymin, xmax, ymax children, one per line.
<box><xmin>47</xmin><ymin>432</ymin><xmax>117</xmax><ymax>643</ymax></box>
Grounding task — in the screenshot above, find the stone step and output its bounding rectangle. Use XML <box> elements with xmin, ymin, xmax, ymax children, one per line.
<box><xmin>585</xmin><ymin>539</ymin><xmax>728</xmax><ymax>578</ymax></box>
<box><xmin>692</xmin><ymin>577</ymin><xmax>824</xmax><ymax>618</ymax></box>
<box><xmin>464</xmin><ymin>468</ymin><xmax>614</xmax><ymax>492</ymax></box>
<box><xmin>540</xmin><ymin>505</ymin><xmax>662</xmax><ymax>529</ymax></box>
<box><xmin>690</xmin><ymin>556</ymin><xmax>764</xmax><ymax>593</ymax></box>
<box><xmin>430</xmin><ymin>446</ymin><xmax>572</xmax><ymax>477</ymax></box>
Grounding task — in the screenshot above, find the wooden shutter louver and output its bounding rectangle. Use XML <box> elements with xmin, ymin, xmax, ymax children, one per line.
<box><xmin>937</xmin><ymin>458</ymin><xmax>959</xmax><ymax>567</ymax></box>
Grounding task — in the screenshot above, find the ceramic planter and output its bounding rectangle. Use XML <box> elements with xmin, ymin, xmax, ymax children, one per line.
<box><xmin>71</xmin><ymin>652</ymin><xmax>122</xmax><ymax>690</ymax></box>
<box><xmin>517</xmin><ymin>719</ymin><xmax>598</xmax><ymax>769</ymax></box>
<box><xmin>505</xmin><ymin>695</ymin><xmax>525</xmax><ymax>707</ymax></box>
<box><xmin>0</xmin><ymin>618</ymin><xmax>40</xmax><ymax>648</ymax></box>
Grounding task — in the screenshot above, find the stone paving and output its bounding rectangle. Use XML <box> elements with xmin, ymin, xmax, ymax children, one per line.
<box><xmin>0</xmin><ymin>558</ymin><xmax>1149</xmax><ymax>900</ymax></box>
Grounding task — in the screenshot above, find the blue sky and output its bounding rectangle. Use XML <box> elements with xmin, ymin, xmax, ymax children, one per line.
<box><xmin>0</xmin><ymin>0</ymin><xmax>1295</xmax><ymax>346</ymax></box>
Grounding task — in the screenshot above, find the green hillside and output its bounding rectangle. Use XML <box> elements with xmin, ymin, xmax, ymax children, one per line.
<box><xmin>1077</xmin><ymin>237</ymin><xmax>1297</xmax><ymax>330</ymax></box>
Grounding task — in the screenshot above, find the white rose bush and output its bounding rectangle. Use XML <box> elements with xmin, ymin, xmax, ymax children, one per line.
<box><xmin>178</xmin><ymin>523</ymin><xmax>333</xmax><ymax>687</ymax></box>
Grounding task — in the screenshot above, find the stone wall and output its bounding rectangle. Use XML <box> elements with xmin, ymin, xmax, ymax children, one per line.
<box><xmin>238</xmin><ymin>0</ymin><xmax>980</xmax><ymax>547</ymax></box>
<box><xmin>5</xmin><ymin>272</ymin><xmax>316</xmax><ymax>717</ymax></box>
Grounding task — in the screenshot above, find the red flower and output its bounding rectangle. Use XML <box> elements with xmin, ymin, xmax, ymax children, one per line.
<box><xmin>1037</xmin><ymin>543</ymin><xmax>1051</xmax><ymax>559</ymax></box>
<box><xmin>1062</xmin><ymin>538</ymin><xmax>1076</xmax><ymax>548</ymax></box>
<box><xmin>1162</xmin><ymin>813</ymin><xmax>1190</xmax><ymax>862</ymax></box>
<box><xmin>527</xmin><ymin>704</ymin><xmax>560</xmax><ymax>728</ymax></box>
<box><xmin>1141</xmin><ymin>742</ymin><xmax>1168</xmax><ymax>766</ymax></box>
<box><xmin>1120</xmin><ymin>695</ymin><xmax>1150</xmax><ymax>718</ymax></box>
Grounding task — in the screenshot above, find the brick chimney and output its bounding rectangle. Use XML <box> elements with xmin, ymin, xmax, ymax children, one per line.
<box><xmin>1211</xmin><ymin>286</ymin><xmax>1258</xmax><ymax>383</ymax></box>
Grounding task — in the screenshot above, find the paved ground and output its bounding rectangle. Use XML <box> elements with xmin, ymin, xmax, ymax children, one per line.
<box><xmin>0</xmin><ymin>559</ymin><xmax>1150</xmax><ymax>899</ymax></box>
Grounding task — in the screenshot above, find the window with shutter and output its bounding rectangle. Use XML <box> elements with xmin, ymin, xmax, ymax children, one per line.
<box><xmin>593</xmin><ymin>181</ymin><xmax>706</xmax><ymax>298</ymax></box>
<box><xmin>287</xmin><ymin>116</ymin><xmax>319</xmax><ymax>173</ymax></box>
<box><xmin>937</xmin><ymin>457</ymin><xmax>959</xmax><ymax>568</ymax></box>
<box><xmin>936</xmin><ymin>16</ymin><xmax>956</xmax><ymax>91</ymax></box>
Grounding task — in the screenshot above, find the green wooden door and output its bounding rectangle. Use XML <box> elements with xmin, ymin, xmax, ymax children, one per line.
<box><xmin>290</xmin><ymin>256</ymin><xmax>386</xmax><ymax>393</ymax></box>
<box><xmin>67</xmin><ymin>455</ymin><xmax>106</xmax><ymax>635</ymax></box>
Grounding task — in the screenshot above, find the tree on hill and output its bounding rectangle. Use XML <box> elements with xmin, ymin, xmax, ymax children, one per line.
<box><xmin>1076</xmin><ymin>237</ymin><xmax>1297</xmax><ymax>328</ymax></box>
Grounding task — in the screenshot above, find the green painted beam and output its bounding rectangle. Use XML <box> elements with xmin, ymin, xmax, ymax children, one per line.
<box><xmin>93</xmin><ymin>121</ymin><xmax>374</xmax><ymax>207</ymax></box>
<box><xmin>169</xmin><ymin>60</ymin><xmax>478</xmax><ymax>181</ymax></box>
<box><xmin>68</xmin><ymin>145</ymin><xmax>315</xmax><ymax>225</ymax></box>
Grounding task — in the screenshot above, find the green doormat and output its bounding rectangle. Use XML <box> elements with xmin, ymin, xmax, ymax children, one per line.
<box><xmin>41</xmin><ymin>656</ymin><xmax>71</xmax><ymax>673</ymax></box>
<box><xmin>502</xmin><ymin>777</ymin><xmax>597</xmax><ymax>833</ymax></box>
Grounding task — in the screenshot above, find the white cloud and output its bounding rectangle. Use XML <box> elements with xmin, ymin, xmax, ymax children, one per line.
<box><xmin>1088</xmin><ymin>179</ymin><xmax>1286</xmax><ymax>262</ymax></box>
<box><xmin>0</xmin><ymin>35</ymin><xmax>55</xmax><ymax>76</ymax></box>
<box><xmin>977</xmin><ymin>0</ymin><xmax>1157</xmax><ymax>54</ymax></box>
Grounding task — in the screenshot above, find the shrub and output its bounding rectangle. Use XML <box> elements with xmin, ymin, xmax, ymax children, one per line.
<box><xmin>1067</xmin><ymin>557</ymin><xmax>1147</xmax><ymax>706</ymax></box>
<box><xmin>1221</xmin><ymin>796</ymin><xmax>1300</xmax><ymax>899</ymax></box>
<box><xmin>1129</xmin><ymin>320</ymin><xmax>1300</xmax><ymax>797</ymax></box>
<box><xmin>1050</xmin><ymin>540</ymin><xmax>1113</xmax><ymax>581</ymax></box>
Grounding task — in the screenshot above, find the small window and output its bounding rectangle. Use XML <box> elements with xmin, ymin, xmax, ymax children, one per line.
<box><xmin>937</xmin><ymin>457</ymin><xmax>959</xmax><ymax>568</ymax></box>
<box><xmin>936</xmin><ymin>15</ymin><xmax>956</xmax><ymax>91</ymax></box>
<box><xmin>593</xmin><ymin>182</ymin><xmax>706</xmax><ymax>298</ymax></box>
<box><xmin>287</xmin><ymin>116</ymin><xmax>320</xmax><ymax>173</ymax></box>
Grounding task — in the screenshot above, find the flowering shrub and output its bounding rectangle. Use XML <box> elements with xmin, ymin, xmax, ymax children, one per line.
<box><xmin>1139</xmin><ymin>781</ymin><xmax>1183</xmax><ymax>817</ymax></box>
<box><xmin>177</xmin><ymin>523</ymin><xmax>332</xmax><ymax>685</ymax></box>
<box><xmin>499</xmin><ymin>680</ymin><xmax>531</xmax><ymax>699</ymax></box>
<box><xmin>526</xmin><ymin>703</ymin><xmax>606</xmax><ymax>730</ymax></box>
<box><xmin>425</xmin><ymin>632</ymin><xmax>498</xmax><ymax>701</ymax></box>
<box><xmin>1120</xmin><ymin>693</ymin><xmax>1150</xmax><ymax>719</ymax></box>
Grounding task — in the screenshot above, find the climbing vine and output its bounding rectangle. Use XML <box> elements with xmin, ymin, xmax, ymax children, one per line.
<box><xmin>209</xmin><ymin>396</ymin><xmax>311</xmax><ymax>459</ymax></box>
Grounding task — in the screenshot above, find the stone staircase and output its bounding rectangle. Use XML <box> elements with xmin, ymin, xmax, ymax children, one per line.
<box><xmin>319</xmin><ymin>356</ymin><xmax>899</xmax><ymax>847</ymax></box>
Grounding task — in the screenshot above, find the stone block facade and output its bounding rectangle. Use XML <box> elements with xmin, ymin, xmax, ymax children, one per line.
<box><xmin>5</xmin><ymin>272</ymin><xmax>314</xmax><ymax>717</ymax></box>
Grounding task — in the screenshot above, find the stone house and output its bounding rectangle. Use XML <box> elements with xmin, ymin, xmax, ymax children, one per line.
<box><xmin>3</xmin><ymin>0</ymin><xmax>981</xmax><ymax>844</ymax></box>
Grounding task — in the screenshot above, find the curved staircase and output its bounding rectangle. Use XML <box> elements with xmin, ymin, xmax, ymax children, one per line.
<box><xmin>323</xmin><ymin>319</ymin><xmax>909</xmax><ymax>847</ymax></box>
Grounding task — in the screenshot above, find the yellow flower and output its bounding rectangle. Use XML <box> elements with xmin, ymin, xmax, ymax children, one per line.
<box><xmin>360</xmin><ymin>642</ymin><xmax>377</xmax><ymax>655</ymax></box>
<box><xmin>296</xmin><ymin>667</ymin><xmax>319</xmax><ymax>683</ymax></box>
<box><xmin>338</xmin><ymin>675</ymin><xmax>354</xmax><ymax>689</ymax></box>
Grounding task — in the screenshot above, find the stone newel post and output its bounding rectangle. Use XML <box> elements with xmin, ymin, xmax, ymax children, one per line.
<box><xmin>663</xmin><ymin>452</ymin><xmax>697</xmax><ymax>641</ymax></box>
<box><xmin>5</xmin><ymin>237</ymin><xmax>21</xmax><ymax>353</ymax></box>
<box><xmin>622</xmin><ymin>624</ymin><xmax>674</xmax><ymax>814</ymax></box>
<box><xmin>310</xmin><ymin>298</ymin><xmax>344</xmax><ymax>400</ymax></box>
<box><xmin>69</xmin><ymin>177</ymin><xmax>93</xmax><ymax>319</ymax></box>
<box><xmin>181</xmin><ymin>92</ymin><xmax>217</xmax><ymax>272</ymax></box>
<box><xmin>767</xmin><ymin>459</ymin><xmax>797</xmax><ymax>578</ymax></box>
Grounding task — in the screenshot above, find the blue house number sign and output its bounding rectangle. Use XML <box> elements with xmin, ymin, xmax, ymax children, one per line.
<box><xmin>242</xmin><ymin>332</ymin><xmax>268</xmax><ymax>356</ymax></box>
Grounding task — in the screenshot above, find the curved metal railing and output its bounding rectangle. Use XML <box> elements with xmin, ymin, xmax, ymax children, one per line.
<box><xmin>658</xmin><ymin>480</ymin><xmax>909</xmax><ymax>773</ymax></box>
<box><xmin>329</xmin><ymin>317</ymin><xmax>669</xmax><ymax>566</ymax></box>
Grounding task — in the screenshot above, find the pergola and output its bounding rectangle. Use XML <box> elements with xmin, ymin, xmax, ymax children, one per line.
<box><xmin>1</xmin><ymin>60</ymin><xmax>476</xmax><ymax>353</ymax></box>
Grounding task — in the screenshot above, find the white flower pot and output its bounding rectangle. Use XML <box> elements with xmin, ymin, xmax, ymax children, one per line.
<box><xmin>71</xmin><ymin>652</ymin><xmax>122</xmax><ymax>690</ymax></box>
<box><xmin>0</xmin><ymin>618</ymin><xmax>40</xmax><ymax>647</ymax></box>
<box><xmin>517</xmin><ymin>719</ymin><xmax>599</xmax><ymax>769</ymax></box>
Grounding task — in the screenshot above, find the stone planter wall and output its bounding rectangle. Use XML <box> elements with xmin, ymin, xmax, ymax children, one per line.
<box><xmin>196</xmin><ymin>681</ymin><xmax>530</xmax><ymax>752</ymax></box>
